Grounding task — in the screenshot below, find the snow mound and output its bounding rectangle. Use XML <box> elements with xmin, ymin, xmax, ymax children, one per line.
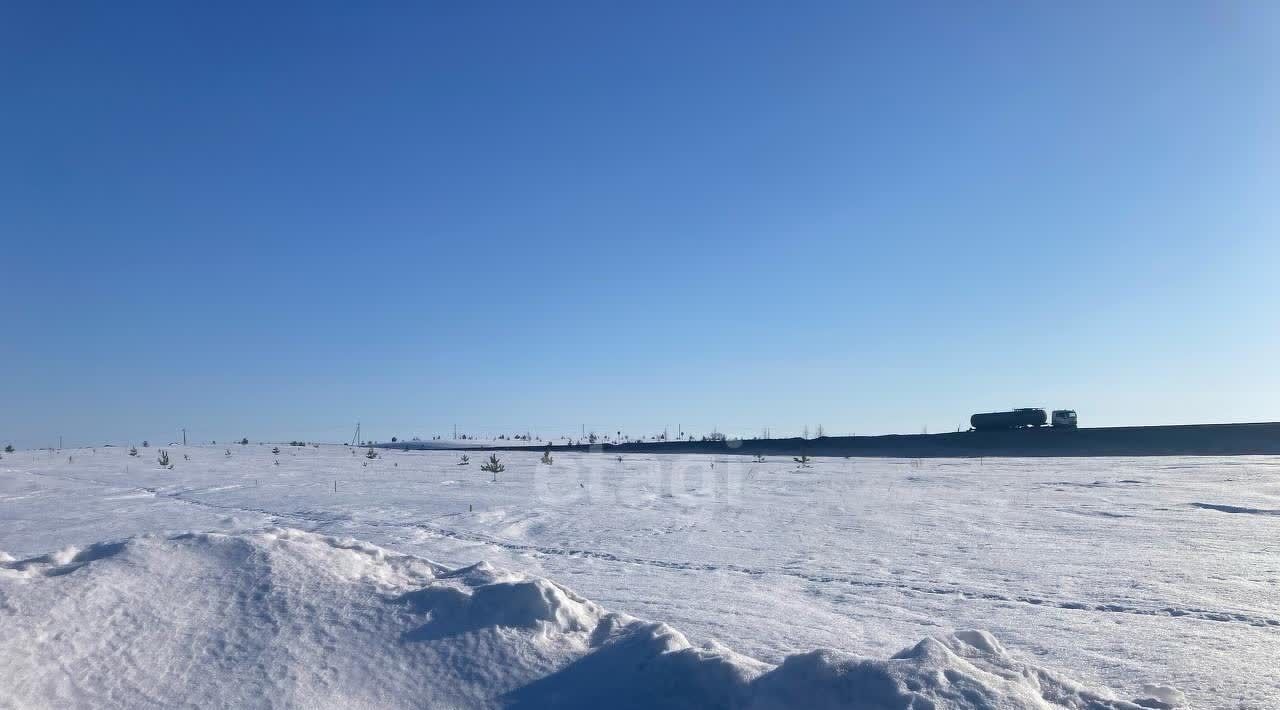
<box><xmin>0</xmin><ymin>528</ymin><xmax>1166</xmax><ymax>709</ymax></box>
<box><xmin>750</xmin><ymin>633</ymin><xmax>1144</xmax><ymax>710</ymax></box>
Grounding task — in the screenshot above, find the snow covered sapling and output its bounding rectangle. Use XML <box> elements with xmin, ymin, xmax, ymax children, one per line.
<box><xmin>129</xmin><ymin>446</ymin><xmax>139</xmax><ymax>457</ymax></box>
<box><xmin>458</xmin><ymin>455</ymin><xmax>470</xmax><ymax>466</ymax></box>
<box><xmin>540</xmin><ymin>445</ymin><xmax>553</xmax><ymax>465</ymax></box>
<box><xmin>240</xmin><ymin>438</ymin><xmax>249</xmax><ymax>445</ymax></box>
<box><xmin>142</xmin><ymin>440</ymin><xmax>149</xmax><ymax>448</ymax></box>
<box><xmin>753</xmin><ymin>454</ymin><xmax>766</xmax><ymax>463</ymax></box>
<box><xmin>793</xmin><ymin>454</ymin><xmax>811</xmax><ymax>467</ymax></box>
<box><xmin>271</xmin><ymin>446</ymin><xmax>280</xmax><ymax>455</ymax></box>
<box><xmin>365</xmin><ymin>447</ymin><xmax>378</xmax><ymax>459</ymax></box>
<box><xmin>4</xmin><ymin>444</ymin><xmax>13</xmax><ymax>453</ymax></box>
<box><xmin>157</xmin><ymin>449</ymin><xmax>170</xmax><ymax>466</ymax></box>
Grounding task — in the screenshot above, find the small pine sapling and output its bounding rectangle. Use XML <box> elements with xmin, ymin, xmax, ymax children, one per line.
<box><xmin>365</xmin><ymin>447</ymin><xmax>378</xmax><ymax>459</ymax></box>
<box><xmin>157</xmin><ymin>450</ymin><xmax>170</xmax><ymax>467</ymax></box>
<box><xmin>272</xmin><ymin>446</ymin><xmax>280</xmax><ymax>455</ymax></box>
<box><xmin>540</xmin><ymin>445</ymin><xmax>553</xmax><ymax>465</ymax></box>
<box><xmin>129</xmin><ymin>446</ymin><xmax>139</xmax><ymax>457</ymax></box>
<box><xmin>458</xmin><ymin>454</ymin><xmax>470</xmax><ymax>466</ymax></box>
<box><xmin>4</xmin><ymin>444</ymin><xmax>14</xmax><ymax>453</ymax></box>
<box><xmin>480</xmin><ymin>454</ymin><xmax>505</xmax><ymax>481</ymax></box>
<box><xmin>793</xmin><ymin>454</ymin><xmax>811</xmax><ymax>468</ymax></box>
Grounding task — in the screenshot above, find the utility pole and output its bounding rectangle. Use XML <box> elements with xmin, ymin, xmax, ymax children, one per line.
<box><xmin>59</xmin><ymin>435</ymin><xmax>63</xmax><ymax>449</ymax></box>
<box><xmin>182</xmin><ymin>428</ymin><xmax>187</xmax><ymax>446</ymax></box>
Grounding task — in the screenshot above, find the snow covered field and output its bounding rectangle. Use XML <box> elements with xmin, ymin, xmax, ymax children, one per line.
<box><xmin>2</xmin><ymin>444</ymin><xmax>1276</xmax><ymax>708</ymax></box>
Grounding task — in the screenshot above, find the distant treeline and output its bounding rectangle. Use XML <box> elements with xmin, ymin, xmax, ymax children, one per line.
<box><xmin>379</xmin><ymin>422</ymin><xmax>1280</xmax><ymax>458</ymax></box>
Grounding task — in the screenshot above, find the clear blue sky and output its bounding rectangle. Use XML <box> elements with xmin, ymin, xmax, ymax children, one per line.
<box><xmin>3</xmin><ymin>2</ymin><xmax>1278</xmax><ymax>448</ymax></box>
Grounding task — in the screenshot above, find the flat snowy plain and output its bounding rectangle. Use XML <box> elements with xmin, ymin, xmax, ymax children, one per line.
<box><xmin>1</xmin><ymin>444</ymin><xmax>1276</xmax><ymax>708</ymax></box>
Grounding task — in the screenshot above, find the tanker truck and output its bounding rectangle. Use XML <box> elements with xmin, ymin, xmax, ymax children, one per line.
<box><xmin>970</xmin><ymin>408</ymin><xmax>1077</xmax><ymax>431</ymax></box>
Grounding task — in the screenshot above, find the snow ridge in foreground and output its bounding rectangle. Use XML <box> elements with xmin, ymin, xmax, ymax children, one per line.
<box><xmin>0</xmin><ymin>528</ymin><xmax>1163</xmax><ymax>709</ymax></box>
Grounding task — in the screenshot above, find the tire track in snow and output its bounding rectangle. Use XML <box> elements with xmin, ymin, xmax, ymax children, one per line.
<box><xmin>404</xmin><ymin>522</ymin><xmax>1280</xmax><ymax>630</ymax></box>
<box><xmin>1191</xmin><ymin>502</ymin><xmax>1280</xmax><ymax>516</ymax></box>
<box><xmin>21</xmin><ymin>468</ymin><xmax>1280</xmax><ymax>630</ymax></box>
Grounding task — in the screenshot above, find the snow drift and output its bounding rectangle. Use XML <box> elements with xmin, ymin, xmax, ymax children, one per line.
<box><xmin>0</xmin><ymin>528</ymin><xmax>1162</xmax><ymax>709</ymax></box>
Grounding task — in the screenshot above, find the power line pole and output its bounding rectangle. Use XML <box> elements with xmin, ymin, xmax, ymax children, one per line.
<box><xmin>182</xmin><ymin>428</ymin><xmax>187</xmax><ymax>446</ymax></box>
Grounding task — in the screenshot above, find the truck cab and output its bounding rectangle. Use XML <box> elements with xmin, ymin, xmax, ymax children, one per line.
<box><xmin>1051</xmin><ymin>410</ymin><xmax>1078</xmax><ymax>428</ymax></box>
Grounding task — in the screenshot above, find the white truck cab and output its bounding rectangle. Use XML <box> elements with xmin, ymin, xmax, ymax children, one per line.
<box><xmin>1051</xmin><ymin>410</ymin><xmax>1078</xmax><ymax>428</ymax></box>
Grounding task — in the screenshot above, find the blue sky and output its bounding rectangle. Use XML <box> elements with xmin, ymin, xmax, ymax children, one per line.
<box><xmin>3</xmin><ymin>2</ymin><xmax>1278</xmax><ymax>447</ymax></box>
